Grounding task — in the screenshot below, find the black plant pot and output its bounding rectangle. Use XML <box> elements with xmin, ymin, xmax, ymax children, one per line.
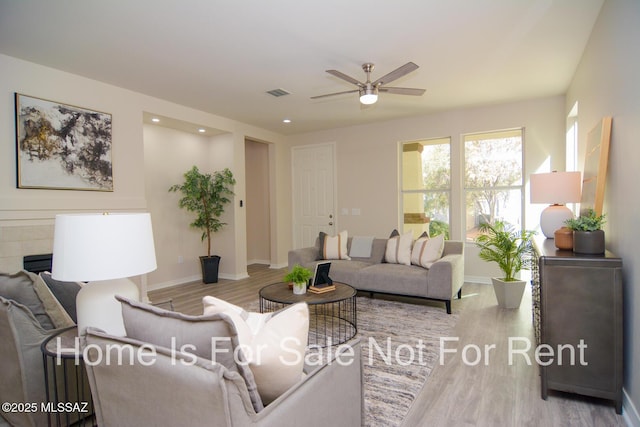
<box><xmin>573</xmin><ymin>230</ymin><xmax>605</xmax><ymax>254</ymax></box>
<box><xmin>200</xmin><ymin>255</ymin><xmax>221</xmax><ymax>284</ymax></box>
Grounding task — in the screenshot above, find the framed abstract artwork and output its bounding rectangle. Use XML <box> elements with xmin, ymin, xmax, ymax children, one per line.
<box><xmin>580</xmin><ymin>117</ymin><xmax>612</xmax><ymax>216</ymax></box>
<box><xmin>15</xmin><ymin>93</ymin><xmax>113</xmax><ymax>191</ymax></box>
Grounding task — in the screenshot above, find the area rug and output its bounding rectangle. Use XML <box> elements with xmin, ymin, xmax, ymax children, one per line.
<box><xmin>247</xmin><ymin>296</ymin><xmax>461</xmax><ymax>426</ymax></box>
<box><xmin>355</xmin><ymin>297</ymin><xmax>460</xmax><ymax>427</ymax></box>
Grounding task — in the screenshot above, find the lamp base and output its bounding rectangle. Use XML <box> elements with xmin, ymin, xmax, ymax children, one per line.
<box><xmin>540</xmin><ymin>204</ymin><xmax>574</xmax><ymax>238</ymax></box>
<box><xmin>76</xmin><ymin>278</ymin><xmax>139</xmax><ymax>336</ymax></box>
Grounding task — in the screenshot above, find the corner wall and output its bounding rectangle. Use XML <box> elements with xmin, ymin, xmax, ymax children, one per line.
<box><xmin>566</xmin><ymin>0</ymin><xmax>640</xmax><ymax>422</ymax></box>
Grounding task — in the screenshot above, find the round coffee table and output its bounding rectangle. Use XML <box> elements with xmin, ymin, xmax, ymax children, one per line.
<box><xmin>259</xmin><ymin>282</ymin><xmax>357</xmax><ymax>347</ymax></box>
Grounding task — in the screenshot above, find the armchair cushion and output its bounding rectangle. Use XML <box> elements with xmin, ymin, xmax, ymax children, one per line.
<box><xmin>203</xmin><ymin>296</ymin><xmax>310</xmax><ymax>405</ymax></box>
<box><xmin>117</xmin><ymin>296</ymin><xmax>264</xmax><ymax>412</ymax></box>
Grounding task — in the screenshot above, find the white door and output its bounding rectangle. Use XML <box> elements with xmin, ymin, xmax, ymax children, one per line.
<box><xmin>292</xmin><ymin>144</ymin><xmax>336</xmax><ymax>248</ymax></box>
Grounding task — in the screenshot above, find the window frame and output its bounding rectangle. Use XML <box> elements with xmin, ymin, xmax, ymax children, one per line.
<box><xmin>400</xmin><ymin>137</ymin><xmax>452</xmax><ymax>238</ymax></box>
<box><xmin>462</xmin><ymin>128</ymin><xmax>526</xmax><ymax>240</ymax></box>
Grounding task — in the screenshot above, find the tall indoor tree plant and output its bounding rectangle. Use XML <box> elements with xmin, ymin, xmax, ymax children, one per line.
<box><xmin>169</xmin><ymin>166</ymin><xmax>236</xmax><ymax>283</ymax></box>
<box><xmin>475</xmin><ymin>221</ymin><xmax>536</xmax><ymax>309</ymax></box>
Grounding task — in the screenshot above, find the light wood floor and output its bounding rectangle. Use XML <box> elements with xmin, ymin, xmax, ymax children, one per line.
<box><xmin>148</xmin><ymin>265</ymin><xmax>626</xmax><ymax>426</ymax></box>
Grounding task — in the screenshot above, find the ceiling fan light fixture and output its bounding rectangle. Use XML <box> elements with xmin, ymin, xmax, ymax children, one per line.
<box><xmin>359</xmin><ymin>87</ymin><xmax>378</xmax><ymax>105</ymax></box>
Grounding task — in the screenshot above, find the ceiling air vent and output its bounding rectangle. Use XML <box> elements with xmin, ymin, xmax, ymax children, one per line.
<box><xmin>266</xmin><ymin>88</ymin><xmax>290</xmax><ymax>97</ymax></box>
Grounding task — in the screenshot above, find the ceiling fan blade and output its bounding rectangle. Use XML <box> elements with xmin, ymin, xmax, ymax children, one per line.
<box><xmin>310</xmin><ymin>89</ymin><xmax>359</xmax><ymax>100</ymax></box>
<box><xmin>379</xmin><ymin>87</ymin><xmax>426</xmax><ymax>96</ymax></box>
<box><xmin>326</xmin><ymin>69</ymin><xmax>364</xmax><ymax>86</ymax></box>
<box><xmin>372</xmin><ymin>62</ymin><xmax>419</xmax><ymax>86</ymax></box>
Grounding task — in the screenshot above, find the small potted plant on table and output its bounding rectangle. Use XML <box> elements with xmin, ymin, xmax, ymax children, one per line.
<box><xmin>475</xmin><ymin>221</ymin><xmax>536</xmax><ymax>309</ymax></box>
<box><xmin>284</xmin><ymin>264</ymin><xmax>313</xmax><ymax>295</ymax></box>
<box><xmin>564</xmin><ymin>208</ymin><xmax>607</xmax><ymax>254</ymax></box>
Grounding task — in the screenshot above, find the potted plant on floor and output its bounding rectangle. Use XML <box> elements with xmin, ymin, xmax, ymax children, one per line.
<box><xmin>284</xmin><ymin>264</ymin><xmax>313</xmax><ymax>295</ymax></box>
<box><xmin>169</xmin><ymin>166</ymin><xmax>236</xmax><ymax>284</ymax></box>
<box><xmin>564</xmin><ymin>208</ymin><xmax>607</xmax><ymax>254</ymax></box>
<box><xmin>475</xmin><ymin>221</ymin><xmax>536</xmax><ymax>309</ymax></box>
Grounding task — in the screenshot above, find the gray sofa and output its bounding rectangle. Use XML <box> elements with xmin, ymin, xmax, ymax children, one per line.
<box><xmin>289</xmin><ymin>237</ymin><xmax>465</xmax><ymax>314</ymax></box>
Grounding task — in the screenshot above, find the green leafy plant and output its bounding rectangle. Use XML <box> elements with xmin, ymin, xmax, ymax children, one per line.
<box><xmin>284</xmin><ymin>264</ymin><xmax>313</xmax><ymax>284</ymax></box>
<box><xmin>169</xmin><ymin>166</ymin><xmax>236</xmax><ymax>257</ymax></box>
<box><xmin>429</xmin><ymin>220</ymin><xmax>450</xmax><ymax>240</ymax></box>
<box><xmin>564</xmin><ymin>208</ymin><xmax>606</xmax><ymax>231</ymax></box>
<box><xmin>475</xmin><ymin>221</ymin><xmax>536</xmax><ymax>282</ymax></box>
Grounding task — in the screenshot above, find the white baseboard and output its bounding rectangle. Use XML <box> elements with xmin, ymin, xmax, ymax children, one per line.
<box><xmin>148</xmin><ymin>275</ymin><xmax>202</xmax><ymax>291</ymax></box>
<box><xmin>624</xmin><ymin>388</ymin><xmax>640</xmax><ymax>427</ymax></box>
<box><xmin>219</xmin><ymin>272</ymin><xmax>249</xmax><ymax>280</ymax></box>
<box><xmin>269</xmin><ymin>262</ymin><xmax>288</xmax><ymax>269</ymax></box>
<box><xmin>247</xmin><ymin>259</ymin><xmax>271</xmax><ymax>266</ymax></box>
<box><xmin>464</xmin><ymin>275</ymin><xmax>492</xmax><ymax>285</ymax></box>
<box><xmin>148</xmin><ymin>271</ymin><xmax>249</xmax><ymax>291</ymax></box>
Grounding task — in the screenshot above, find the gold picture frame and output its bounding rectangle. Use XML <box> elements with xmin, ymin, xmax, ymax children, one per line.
<box><xmin>580</xmin><ymin>117</ymin><xmax>612</xmax><ymax>216</ymax></box>
<box><xmin>15</xmin><ymin>93</ymin><xmax>113</xmax><ymax>191</ymax></box>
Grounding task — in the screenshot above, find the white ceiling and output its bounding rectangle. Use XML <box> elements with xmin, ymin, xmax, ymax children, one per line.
<box><xmin>0</xmin><ymin>0</ymin><xmax>604</xmax><ymax>135</ymax></box>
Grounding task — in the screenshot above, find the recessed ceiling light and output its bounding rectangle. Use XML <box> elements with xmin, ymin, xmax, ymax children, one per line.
<box><xmin>198</xmin><ymin>128</ymin><xmax>206</xmax><ymax>133</ymax></box>
<box><xmin>283</xmin><ymin>119</ymin><xmax>291</xmax><ymax>123</ymax></box>
<box><xmin>151</xmin><ymin>117</ymin><xmax>160</xmax><ymax>123</ymax></box>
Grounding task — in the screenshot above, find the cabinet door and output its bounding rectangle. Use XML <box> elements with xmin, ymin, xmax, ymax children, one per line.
<box><xmin>541</xmin><ymin>263</ymin><xmax>619</xmax><ymax>393</ymax></box>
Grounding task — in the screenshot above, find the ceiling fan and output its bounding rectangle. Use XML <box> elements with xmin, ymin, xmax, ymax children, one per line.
<box><xmin>311</xmin><ymin>62</ymin><xmax>426</xmax><ymax>105</ymax></box>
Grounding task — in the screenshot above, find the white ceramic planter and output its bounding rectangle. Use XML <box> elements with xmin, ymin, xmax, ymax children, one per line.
<box><xmin>491</xmin><ymin>277</ymin><xmax>526</xmax><ymax>309</ymax></box>
<box><xmin>292</xmin><ymin>282</ymin><xmax>307</xmax><ymax>295</ymax></box>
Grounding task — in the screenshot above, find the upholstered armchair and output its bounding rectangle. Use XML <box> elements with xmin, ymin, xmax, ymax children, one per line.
<box><xmin>82</xmin><ymin>297</ymin><xmax>364</xmax><ymax>427</ymax></box>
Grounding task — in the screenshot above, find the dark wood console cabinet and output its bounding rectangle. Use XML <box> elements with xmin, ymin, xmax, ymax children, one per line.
<box><xmin>532</xmin><ymin>237</ymin><xmax>623</xmax><ymax>414</ymax></box>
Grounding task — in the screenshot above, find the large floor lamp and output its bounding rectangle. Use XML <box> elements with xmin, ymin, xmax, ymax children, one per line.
<box><xmin>530</xmin><ymin>171</ymin><xmax>582</xmax><ymax>238</ymax></box>
<box><xmin>52</xmin><ymin>213</ymin><xmax>157</xmax><ymax>336</ymax></box>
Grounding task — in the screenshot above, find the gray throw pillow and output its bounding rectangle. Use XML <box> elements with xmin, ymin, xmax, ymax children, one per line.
<box><xmin>0</xmin><ymin>270</ymin><xmax>54</xmax><ymax>329</ymax></box>
<box><xmin>39</xmin><ymin>272</ymin><xmax>81</xmax><ymax>322</ymax></box>
<box><xmin>117</xmin><ymin>296</ymin><xmax>264</xmax><ymax>412</ymax></box>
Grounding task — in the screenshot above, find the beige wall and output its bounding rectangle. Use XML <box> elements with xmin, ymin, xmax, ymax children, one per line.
<box><xmin>566</xmin><ymin>0</ymin><xmax>640</xmax><ymax>421</ymax></box>
<box><xmin>245</xmin><ymin>139</ymin><xmax>271</xmax><ymax>265</ymax></box>
<box><xmin>0</xmin><ymin>53</ymin><xmax>291</xmax><ymax>285</ymax></box>
<box><xmin>288</xmin><ymin>96</ymin><xmax>566</xmax><ymax>279</ymax></box>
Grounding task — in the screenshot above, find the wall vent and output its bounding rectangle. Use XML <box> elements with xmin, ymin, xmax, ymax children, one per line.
<box><xmin>266</xmin><ymin>88</ymin><xmax>291</xmax><ymax>97</ymax></box>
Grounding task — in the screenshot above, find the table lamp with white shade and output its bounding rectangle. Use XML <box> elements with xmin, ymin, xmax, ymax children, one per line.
<box><xmin>530</xmin><ymin>171</ymin><xmax>582</xmax><ymax>238</ymax></box>
<box><xmin>52</xmin><ymin>212</ymin><xmax>157</xmax><ymax>336</ymax></box>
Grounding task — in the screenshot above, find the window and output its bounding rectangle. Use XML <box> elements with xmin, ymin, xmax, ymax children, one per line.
<box><xmin>464</xmin><ymin>129</ymin><xmax>524</xmax><ymax>241</ymax></box>
<box><xmin>401</xmin><ymin>138</ymin><xmax>451</xmax><ymax>238</ymax></box>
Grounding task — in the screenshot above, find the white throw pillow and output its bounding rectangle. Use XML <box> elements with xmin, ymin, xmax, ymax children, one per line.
<box><xmin>202</xmin><ymin>296</ymin><xmax>309</xmax><ymax>405</ymax></box>
<box><xmin>411</xmin><ymin>234</ymin><xmax>445</xmax><ymax>268</ymax></box>
<box><xmin>321</xmin><ymin>230</ymin><xmax>351</xmax><ymax>260</ymax></box>
<box><xmin>385</xmin><ymin>231</ymin><xmax>413</xmax><ymax>265</ymax></box>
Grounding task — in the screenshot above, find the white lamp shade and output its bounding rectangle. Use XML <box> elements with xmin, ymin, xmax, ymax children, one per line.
<box><xmin>52</xmin><ymin>213</ymin><xmax>157</xmax><ymax>281</ymax></box>
<box><xmin>530</xmin><ymin>171</ymin><xmax>582</xmax><ymax>204</ymax></box>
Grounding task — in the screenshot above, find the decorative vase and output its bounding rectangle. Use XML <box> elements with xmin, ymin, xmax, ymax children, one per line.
<box><xmin>292</xmin><ymin>282</ymin><xmax>307</xmax><ymax>295</ymax></box>
<box><xmin>491</xmin><ymin>277</ymin><xmax>526</xmax><ymax>309</ymax></box>
<box><xmin>554</xmin><ymin>227</ymin><xmax>573</xmax><ymax>250</ymax></box>
<box><xmin>573</xmin><ymin>230</ymin><xmax>605</xmax><ymax>254</ymax></box>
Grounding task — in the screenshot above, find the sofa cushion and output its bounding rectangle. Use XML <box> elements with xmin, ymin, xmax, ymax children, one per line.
<box><xmin>320</xmin><ymin>230</ymin><xmax>351</xmax><ymax>260</ymax></box>
<box><xmin>411</xmin><ymin>234</ymin><xmax>445</xmax><ymax>268</ymax></box>
<box><xmin>118</xmin><ymin>296</ymin><xmax>264</xmax><ymax>412</ymax></box>
<box><xmin>385</xmin><ymin>230</ymin><xmax>413</xmax><ymax>265</ymax></box>
<box><xmin>348</xmin><ymin>236</ymin><xmax>374</xmax><ymax>258</ymax></box>
<box><xmin>355</xmin><ymin>263</ymin><xmax>430</xmax><ymax>297</ymax></box>
<box><xmin>323</xmin><ymin>259</ymin><xmax>372</xmax><ymax>285</ymax></box>
<box><xmin>0</xmin><ymin>270</ymin><xmax>55</xmax><ymax>330</ymax></box>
